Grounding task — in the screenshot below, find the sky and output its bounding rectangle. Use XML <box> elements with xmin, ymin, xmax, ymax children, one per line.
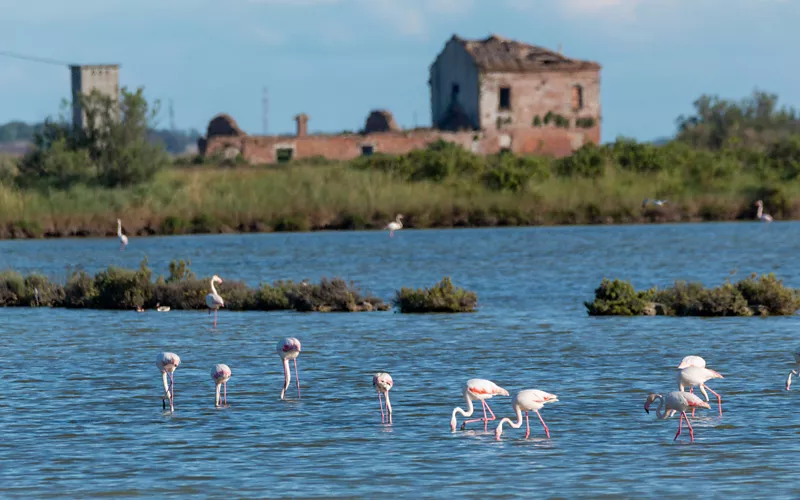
<box><xmin>0</xmin><ymin>0</ymin><xmax>798</xmax><ymax>142</ymax></box>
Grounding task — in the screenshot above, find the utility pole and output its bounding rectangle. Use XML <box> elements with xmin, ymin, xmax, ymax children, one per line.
<box><xmin>168</xmin><ymin>98</ymin><xmax>176</xmax><ymax>131</ymax></box>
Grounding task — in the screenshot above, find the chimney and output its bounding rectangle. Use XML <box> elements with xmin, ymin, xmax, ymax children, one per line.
<box><xmin>295</xmin><ymin>113</ymin><xmax>309</xmax><ymax>137</ymax></box>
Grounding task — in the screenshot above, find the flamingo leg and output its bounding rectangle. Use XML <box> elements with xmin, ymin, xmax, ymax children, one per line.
<box><xmin>378</xmin><ymin>392</ymin><xmax>385</xmax><ymax>422</ymax></box>
<box><xmin>787</xmin><ymin>369</ymin><xmax>798</xmax><ymax>390</ymax></box>
<box><xmin>213</xmin><ymin>309</ymin><xmax>218</xmax><ymax>328</ymax></box>
<box><xmin>224</xmin><ymin>382</ymin><xmax>227</xmax><ymax>406</ymax></box>
<box><xmin>684</xmin><ymin>412</ymin><xmax>695</xmax><ymax>441</ymax></box>
<box><xmin>674</xmin><ymin>413</ymin><xmax>684</xmax><ymax>441</ymax></box>
<box><xmin>524</xmin><ymin>412</ymin><xmax>530</xmax><ymax>439</ymax></box>
<box><xmin>294</xmin><ymin>358</ymin><xmax>301</xmax><ymax>399</ymax></box>
<box><xmin>389</xmin><ymin>230</ymin><xmax>394</xmax><ymax>238</ymax></box>
<box><xmin>703</xmin><ymin>384</ymin><xmax>723</xmax><ymax>416</ymax></box>
<box><xmin>535</xmin><ymin>410</ymin><xmax>550</xmax><ymax>438</ymax></box>
<box><xmin>462</xmin><ymin>400</ymin><xmax>491</xmax><ymax>428</ymax></box>
<box><xmin>168</xmin><ymin>372</ymin><xmax>175</xmax><ymax>412</ymax></box>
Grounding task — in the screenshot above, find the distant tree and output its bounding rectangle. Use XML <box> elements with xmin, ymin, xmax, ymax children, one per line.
<box><xmin>676</xmin><ymin>90</ymin><xmax>800</xmax><ymax>150</ymax></box>
<box><xmin>17</xmin><ymin>86</ymin><xmax>170</xmax><ymax>189</ymax></box>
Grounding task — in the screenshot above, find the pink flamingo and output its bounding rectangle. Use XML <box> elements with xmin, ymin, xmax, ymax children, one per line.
<box><xmin>450</xmin><ymin>378</ymin><xmax>509</xmax><ymax>431</ymax></box>
<box><xmin>116</xmin><ymin>219</ymin><xmax>128</xmax><ymax>251</ymax></box>
<box><xmin>156</xmin><ymin>351</ymin><xmax>180</xmax><ymax>412</ymax></box>
<box><xmin>277</xmin><ymin>337</ymin><xmax>301</xmax><ymax>400</ymax></box>
<box><xmin>755</xmin><ymin>200</ymin><xmax>773</xmax><ymax>222</ymax></box>
<box><xmin>678</xmin><ymin>365</ymin><xmax>724</xmax><ymax>417</ymax></box>
<box><xmin>211</xmin><ymin>364</ymin><xmax>232</xmax><ymax>407</ymax></box>
<box><xmin>495</xmin><ymin>389</ymin><xmax>558</xmax><ymax>440</ymax></box>
<box><xmin>645</xmin><ymin>391</ymin><xmax>711</xmax><ymax>442</ymax></box>
<box><xmin>372</xmin><ymin>372</ymin><xmax>393</xmax><ymax>423</ymax></box>
<box><xmin>786</xmin><ymin>351</ymin><xmax>800</xmax><ymax>390</ymax></box>
<box><xmin>205</xmin><ymin>275</ymin><xmax>224</xmax><ymax>328</ymax></box>
<box><xmin>385</xmin><ymin>214</ymin><xmax>403</xmax><ymax>237</ymax></box>
<box><xmin>677</xmin><ymin>354</ymin><xmax>705</xmax><ymax>396</ymax></box>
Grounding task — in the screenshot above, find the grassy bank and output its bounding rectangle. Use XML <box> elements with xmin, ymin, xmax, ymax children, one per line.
<box><xmin>1</xmin><ymin>153</ymin><xmax>798</xmax><ymax>239</ymax></box>
<box><xmin>585</xmin><ymin>273</ymin><xmax>800</xmax><ymax>317</ymax></box>
<box><xmin>0</xmin><ymin>258</ymin><xmax>476</xmax><ymax>313</ymax></box>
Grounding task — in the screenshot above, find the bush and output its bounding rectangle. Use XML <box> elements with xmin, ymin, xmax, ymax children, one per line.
<box><xmin>393</xmin><ymin>277</ymin><xmax>477</xmax><ymax>313</ymax></box>
<box><xmin>16</xmin><ymin>87</ymin><xmax>169</xmax><ymax>190</ymax></box>
<box><xmin>586</xmin><ymin>273</ymin><xmax>800</xmax><ymax>317</ymax></box>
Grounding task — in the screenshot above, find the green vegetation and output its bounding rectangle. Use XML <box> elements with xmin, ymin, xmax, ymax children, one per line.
<box><xmin>393</xmin><ymin>277</ymin><xmax>478</xmax><ymax>313</ymax></box>
<box><xmin>1</xmin><ymin>89</ymin><xmax>800</xmax><ymax>238</ymax></box>
<box><xmin>0</xmin><ymin>258</ymin><xmax>390</xmax><ymax>312</ymax></box>
<box><xmin>585</xmin><ymin>273</ymin><xmax>800</xmax><ymax>317</ymax></box>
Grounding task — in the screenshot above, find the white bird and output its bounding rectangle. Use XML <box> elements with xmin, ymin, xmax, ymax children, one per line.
<box><xmin>205</xmin><ymin>275</ymin><xmax>224</xmax><ymax>327</ymax></box>
<box><xmin>677</xmin><ymin>365</ymin><xmax>724</xmax><ymax>416</ymax></box>
<box><xmin>372</xmin><ymin>372</ymin><xmax>394</xmax><ymax>424</ymax></box>
<box><xmin>156</xmin><ymin>352</ymin><xmax>180</xmax><ymax>412</ymax></box>
<box><xmin>450</xmin><ymin>378</ymin><xmax>509</xmax><ymax>431</ymax></box>
<box><xmin>677</xmin><ymin>355</ymin><xmax>706</xmax><ymax>369</ymax></box>
<box><xmin>155</xmin><ymin>303</ymin><xmax>170</xmax><ymax>312</ymax></box>
<box><xmin>755</xmin><ymin>200</ymin><xmax>773</xmax><ymax>222</ymax></box>
<box><xmin>211</xmin><ymin>364</ymin><xmax>232</xmax><ymax>407</ymax></box>
<box><xmin>277</xmin><ymin>337</ymin><xmax>302</xmax><ymax>400</ymax></box>
<box><xmin>495</xmin><ymin>389</ymin><xmax>558</xmax><ymax>440</ymax></box>
<box><xmin>642</xmin><ymin>198</ymin><xmax>668</xmax><ymax>208</ymax></box>
<box><xmin>785</xmin><ymin>351</ymin><xmax>800</xmax><ymax>390</ymax></box>
<box><xmin>644</xmin><ymin>391</ymin><xmax>711</xmax><ymax>442</ymax></box>
<box><xmin>117</xmin><ymin>219</ymin><xmax>129</xmax><ymax>251</ymax></box>
<box><xmin>385</xmin><ymin>214</ymin><xmax>403</xmax><ymax>237</ymax></box>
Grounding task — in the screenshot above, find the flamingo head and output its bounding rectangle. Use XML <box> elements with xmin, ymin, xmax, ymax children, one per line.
<box><xmin>496</xmin><ymin>387</ymin><xmax>510</xmax><ymax>397</ymax></box>
<box><xmin>450</xmin><ymin>415</ymin><xmax>457</xmax><ymax>432</ymax></box>
<box><xmin>495</xmin><ymin>426</ymin><xmax>504</xmax><ymax>439</ymax></box>
<box><xmin>755</xmin><ymin>200</ymin><xmax>763</xmax><ymax>207</ymax></box>
<box><xmin>211</xmin><ymin>275</ymin><xmax>223</xmax><ymax>284</ymax></box>
<box><xmin>397</xmin><ymin>214</ymin><xmax>404</xmax><ymax>220</ymax></box>
<box><xmin>116</xmin><ymin>218</ymin><xmax>122</xmax><ymax>224</ymax></box>
<box><xmin>644</xmin><ymin>393</ymin><xmax>661</xmax><ymax>413</ymax></box>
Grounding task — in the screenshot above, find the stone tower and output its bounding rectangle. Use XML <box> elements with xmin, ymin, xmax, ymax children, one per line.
<box><xmin>70</xmin><ymin>64</ymin><xmax>120</xmax><ymax>129</ymax></box>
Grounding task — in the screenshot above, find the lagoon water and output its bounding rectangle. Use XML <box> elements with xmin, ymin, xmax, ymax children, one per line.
<box><xmin>2</xmin><ymin>222</ymin><xmax>800</xmax><ymax>498</ymax></box>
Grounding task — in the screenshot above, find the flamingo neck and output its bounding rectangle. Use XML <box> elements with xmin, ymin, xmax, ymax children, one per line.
<box><xmin>496</xmin><ymin>406</ymin><xmax>523</xmax><ymax>435</ymax></box>
<box><xmin>450</xmin><ymin>392</ymin><xmax>475</xmax><ymax>426</ymax></box>
<box><xmin>161</xmin><ymin>371</ymin><xmax>169</xmax><ymax>395</ymax></box>
<box><xmin>283</xmin><ymin>358</ymin><xmax>291</xmax><ymax>392</ymax></box>
<box><xmin>757</xmin><ymin>205</ymin><xmax>763</xmax><ymax>218</ymax></box>
<box><xmin>215</xmin><ymin>382</ymin><xmax>222</xmax><ymax>406</ymax></box>
<box><xmin>117</xmin><ymin>221</ymin><xmax>122</xmax><ymax>236</ymax></box>
<box><xmin>653</xmin><ymin>395</ymin><xmax>668</xmax><ymax>419</ymax></box>
<box><xmin>383</xmin><ymin>391</ymin><xmax>392</xmax><ymax>414</ymax></box>
<box><xmin>210</xmin><ymin>279</ymin><xmax>218</xmax><ymax>296</ymax></box>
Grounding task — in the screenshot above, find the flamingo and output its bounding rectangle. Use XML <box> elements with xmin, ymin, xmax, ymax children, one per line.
<box><xmin>785</xmin><ymin>351</ymin><xmax>800</xmax><ymax>390</ymax></box>
<box><xmin>211</xmin><ymin>364</ymin><xmax>232</xmax><ymax>407</ymax></box>
<box><xmin>156</xmin><ymin>352</ymin><xmax>180</xmax><ymax>412</ymax></box>
<box><xmin>642</xmin><ymin>198</ymin><xmax>668</xmax><ymax>208</ymax></box>
<box><xmin>644</xmin><ymin>391</ymin><xmax>711</xmax><ymax>442</ymax></box>
<box><xmin>205</xmin><ymin>275</ymin><xmax>224</xmax><ymax>327</ymax></box>
<box><xmin>755</xmin><ymin>200</ymin><xmax>773</xmax><ymax>222</ymax></box>
<box><xmin>155</xmin><ymin>303</ymin><xmax>170</xmax><ymax>312</ymax></box>
<box><xmin>385</xmin><ymin>214</ymin><xmax>403</xmax><ymax>237</ymax></box>
<box><xmin>678</xmin><ymin>365</ymin><xmax>724</xmax><ymax>416</ymax></box>
<box><xmin>116</xmin><ymin>219</ymin><xmax>128</xmax><ymax>251</ymax></box>
<box><xmin>277</xmin><ymin>337</ymin><xmax>301</xmax><ymax>400</ymax></box>
<box><xmin>450</xmin><ymin>378</ymin><xmax>509</xmax><ymax>432</ymax></box>
<box><xmin>495</xmin><ymin>389</ymin><xmax>558</xmax><ymax>440</ymax></box>
<box><xmin>373</xmin><ymin>372</ymin><xmax>394</xmax><ymax>423</ymax></box>
<box><xmin>677</xmin><ymin>355</ymin><xmax>706</xmax><ymax>396</ymax></box>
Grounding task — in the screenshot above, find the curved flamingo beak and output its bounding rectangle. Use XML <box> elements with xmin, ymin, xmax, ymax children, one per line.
<box><xmin>495</xmin><ymin>428</ymin><xmax>503</xmax><ymax>440</ymax></box>
<box><xmin>450</xmin><ymin>417</ymin><xmax>457</xmax><ymax>432</ymax></box>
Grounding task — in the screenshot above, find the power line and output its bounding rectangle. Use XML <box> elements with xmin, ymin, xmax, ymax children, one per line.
<box><xmin>0</xmin><ymin>49</ymin><xmax>73</xmax><ymax>67</ymax></box>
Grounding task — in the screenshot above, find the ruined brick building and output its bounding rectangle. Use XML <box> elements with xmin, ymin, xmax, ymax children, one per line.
<box><xmin>199</xmin><ymin>34</ymin><xmax>601</xmax><ymax>163</ymax></box>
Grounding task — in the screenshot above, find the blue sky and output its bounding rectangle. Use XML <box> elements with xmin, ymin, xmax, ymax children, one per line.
<box><xmin>0</xmin><ymin>0</ymin><xmax>797</xmax><ymax>142</ymax></box>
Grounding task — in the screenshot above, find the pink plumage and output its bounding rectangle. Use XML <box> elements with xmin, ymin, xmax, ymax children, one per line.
<box><xmin>211</xmin><ymin>363</ymin><xmax>232</xmax><ymax>407</ymax></box>
<box><xmin>373</xmin><ymin>372</ymin><xmax>394</xmax><ymax>423</ymax></box>
<box><xmin>450</xmin><ymin>378</ymin><xmax>509</xmax><ymax>432</ymax></box>
<box><xmin>156</xmin><ymin>352</ymin><xmax>180</xmax><ymax>412</ymax></box>
<box><xmin>645</xmin><ymin>391</ymin><xmax>711</xmax><ymax>442</ymax></box>
<box><xmin>277</xmin><ymin>337</ymin><xmax>302</xmax><ymax>400</ymax></box>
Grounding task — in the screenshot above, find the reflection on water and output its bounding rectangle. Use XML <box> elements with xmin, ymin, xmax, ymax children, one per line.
<box><xmin>1</xmin><ymin>223</ymin><xmax>800</xmax><ymax>498</ymax></box>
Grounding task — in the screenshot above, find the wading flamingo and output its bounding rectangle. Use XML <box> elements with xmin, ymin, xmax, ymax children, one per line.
<box><xmin>385</xmin><ymin>214</ymin><xmax>403</xmax><ymax>237</ymax></box>
<box><xmin>205</xmin><ymin>275</ymin><xmax>224</xmax><ymax>327</ymax></box>
<box><xmin>678</xmin><ymin>365</ymin><xmax>724</xmax><ymax>416</ymax></box>
<box><xmin>450</xmin><ymin>378</ymin><xmax>509</xmax><ymax>432</ymax></box>
<box><xmin>211</xmin><ymin>364</ymin><xmax>232</xmax><ymax>407</ymax></box>
<box><xmin>277</xmin><ymin>337</ymin><xmax>301</xmax><ymax>400</ymax></box>
<box><xmin>677</xmin><ymin>355</ymin><xmax>705</xmax><ymax>396</ymax></box>
<box><xmin>755</xmin><ymin>200</ymin><xmax>773</xmax><ymax>222</ymax></box>
<box><xmin>495</xmin><ymin>389</ymin><xmax>558</xmax><ymax>440</ymax></box>
<box><xmin>156</xmin><ymin>352</ymin><xmax>180</xmax><ymax>412</ymax></box>
<box><xmin>645</xmin><ymin>391</ymin><xmax>711</xmax><ymax>442</ymax></box>
<box><xmin>373</xmin><ymin>372</ymin><xmax>393</xmax><ymax>423</ymax></box>
<box><xmin>785</xmin><ymin>351</ymin><xmax>800</xmax><ymax>390</ymax></box>
<box><xmin>116</xmin><ymin>219</ymin><xmax>128</xmax><ymax>251</ymax></box>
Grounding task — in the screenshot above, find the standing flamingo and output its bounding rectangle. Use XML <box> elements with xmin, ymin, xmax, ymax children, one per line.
<box><xmin>211</xmin><ymin>364</ymin><xmax>232</xmax><ymax>407</ymax></box>
<box><xmin>495</xmin><ymin>389</ymin><xmax>558</xmax><ymax>440</ymax></box>
<box><xmin>205</xmin><ymin>275</ymin><xmax>224</xmax><ymax>327</ymax></box>
<box><xmin>785</xmin><ymin>351</ymin><xmax>800</xmax><ymax>390</ymax></box>
<box><xmin>385</xmin><ymin>214</ymin><xmax>403</xmax><ymax>237</ymax></box>
<box><xmin>677</xmin><ymin>365</ymin><xmax>724</xmax><ymax>416</ymax></box>
<box><xmin>116</xmin><ymin>219</ymin><xmax>128</xmax><ymax>251</ymax></box>
<box><xmin>277</xmin><ymin>337</ymin><xmax>301</xmax><ymax>400</ymax></box>
<box><xmin>644</xmin><ymin>391</ymin><xmax>711</xmax><ymax>442</ymax></box>
<box><xmin>156</xmin><ymin>352</ymin><xmax>180</xmax><ymax>412</ymax></box>
<box><xmin>755</xmin><ymin>200</ymin><xmax>773</xmax><ymax>222</ymax></box>
<box><xmin>450</xmin><ymin>378</ymin><xmax>509</xmax><ymax>432</ymax></box>
<box><xmin>372</xmin><ymin>372</ymin><xmax>394</xmax><ymax>423</ymax></box>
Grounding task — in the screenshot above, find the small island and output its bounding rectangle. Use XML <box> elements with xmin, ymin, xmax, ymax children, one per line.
<box><xmin>585</xmin><ymin>273</ymin><xmax>800</xmax><ymax>317</ymax></box>
<box><xmin>393</xmin><ymin>277</ymin><xmax>478</xmax><ymax>313</ymax></box>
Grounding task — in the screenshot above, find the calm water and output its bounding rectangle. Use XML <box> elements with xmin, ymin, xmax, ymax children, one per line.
<box><xmin>2</xmin><ymin>222</ymin><xmax>800</xmax><ymax>499</ymax></box>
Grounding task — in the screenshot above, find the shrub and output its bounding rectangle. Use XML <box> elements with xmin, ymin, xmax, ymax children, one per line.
<box><xmin>393</xmin><ymin>277</ymin><xmax>477</xmax><ymax>313</ymax></box>
<box><xmin>584</xmin><ymin>279</ymin><xmax>647</xmax><ymax>316</ymax></box>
